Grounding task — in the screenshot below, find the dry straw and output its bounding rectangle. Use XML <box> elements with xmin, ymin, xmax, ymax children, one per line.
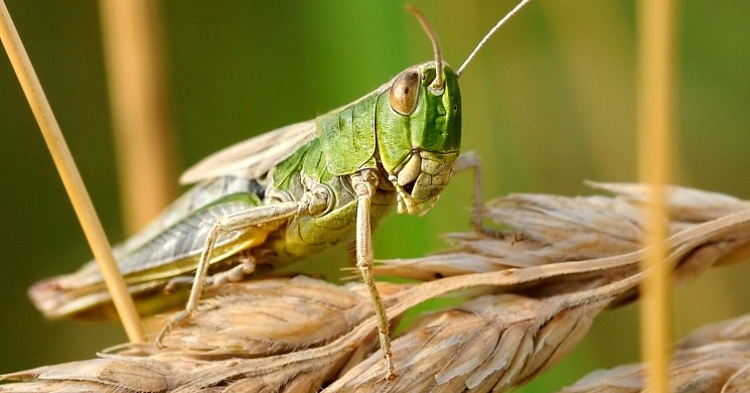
<box><xmin>636</xmin><ymin>0</ymin><xmax>677</xmax><ymax>391</ymax></box>
<box><xmin>98</xmin><ymin>0</ymin><xmax>179</xmax><ymax>235</ymax></box>
<box><xmin>2</xmin><ymin>183</ymin><xmax>750</xmax><ymax>392</ymax></box>
<box><xmin>0</xmin><ymin>0</ymin><xmax>145</xmax><ymax>343</ymax></box>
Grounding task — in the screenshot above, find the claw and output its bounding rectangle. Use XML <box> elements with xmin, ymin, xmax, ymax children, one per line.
<box><xmin>154</xmin><ymin>309</ymin><xmax>190</xmax><ymax>348</ymax></box>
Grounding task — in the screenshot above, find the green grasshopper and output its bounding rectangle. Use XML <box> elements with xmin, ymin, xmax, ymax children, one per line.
<box><xmin>29</xmin><ymin>1</ymin><xmax>533</xmax><ymax>379</ymax></box>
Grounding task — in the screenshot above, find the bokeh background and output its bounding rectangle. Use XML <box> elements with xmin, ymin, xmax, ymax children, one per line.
<box><xmin>1</xmin><ymin>1</ymin><xmax>748</xmax><ymax>391</ymax></box>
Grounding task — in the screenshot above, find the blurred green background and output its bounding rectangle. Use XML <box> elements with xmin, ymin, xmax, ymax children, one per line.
<box><xmin>1</xmin><ymin>1</ymin><xmax>748</xmax><ymax>391</ymax></box>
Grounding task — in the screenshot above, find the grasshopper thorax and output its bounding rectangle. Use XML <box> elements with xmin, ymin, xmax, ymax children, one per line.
<box><xmin>376</xmin><ymin>61</ymin><xmax>461</xmax><ymax>216</ymax></box>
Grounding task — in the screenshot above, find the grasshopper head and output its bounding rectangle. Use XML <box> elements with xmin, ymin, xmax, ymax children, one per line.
<box><xmin>376</xmin><ymin>61</ymin><xmax>461</xmax><ymax>215</ymax></box>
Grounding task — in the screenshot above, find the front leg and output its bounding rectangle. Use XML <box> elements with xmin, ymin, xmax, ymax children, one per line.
<box><xmin>454</xmin><ymin>151</ymin><xmax>486</xmax><ymax>233</ymax></box>
<box><xmin>351</xmin><ymin>169</ymin><xmax>398</xmax><ymax>381</ymax></box>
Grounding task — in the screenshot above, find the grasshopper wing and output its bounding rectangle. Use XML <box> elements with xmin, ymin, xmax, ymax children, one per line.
<box><xmin>180</xmin><ymin>120</ymin><xmax>317</xmax><ymax>184</ymax></box>
<box><xmin>29</xmin><ymin>177</ymin><xmax>276</xmax><ymax>319</ymax></box>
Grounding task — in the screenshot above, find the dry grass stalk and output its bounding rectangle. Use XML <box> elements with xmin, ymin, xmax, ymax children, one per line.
<box><xmin>99</xmin><ymin>0</ymin><xmax>179</xmax><ymax>234</ymax></box>
<box><xmin>2</xmin><ymin>183</ymin><xmax>750</xmax><ymax>392</ymax></box>
<box><xmin>636</xmin><ymin>0</ymin><xmax>678</xmax><ymax>389</ymax></box>
<box><xmin>0</xmin><ymin>0</ymin><xmax>145</xmax><ymax>343</ymax></box>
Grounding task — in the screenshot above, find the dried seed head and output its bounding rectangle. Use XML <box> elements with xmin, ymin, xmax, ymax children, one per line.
<box><xmin>4</xmin><ymin>184</ymin><xmax>750</xmax><ymax>392</ymax></box>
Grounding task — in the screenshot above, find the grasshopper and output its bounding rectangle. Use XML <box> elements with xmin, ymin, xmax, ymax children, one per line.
<box><xmin>29</xmin><ymin>1</ymin><xmax>533</xmax><ymax>380</ymax></box>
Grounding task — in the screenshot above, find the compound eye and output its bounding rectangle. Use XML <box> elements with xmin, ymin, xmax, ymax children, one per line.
<box><xmin>389</xmin><ymin>70</ymin><xmax>420</xmax><ymax>116</ymax></box>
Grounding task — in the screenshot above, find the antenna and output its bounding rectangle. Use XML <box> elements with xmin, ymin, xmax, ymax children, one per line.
<box><xmin>406</xmin><ymin>5</ymin><xmax>445</xmax><ymax>94</ymax></box>
<box><xmin>456</xmin><ymin>0</ymin><xmax>534</xmax><ymax>78</ymax></box>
